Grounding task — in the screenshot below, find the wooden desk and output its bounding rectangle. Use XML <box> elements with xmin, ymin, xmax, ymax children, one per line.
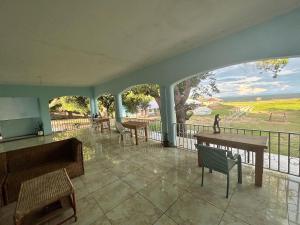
<box><xmin>194</xmin><ymin>132</ymin><xmax>268</xmax><ymax>187</ymax></box>
<box><xmin>122</xmin><ymin>121</ymin><xmax>148</xmax><ymax>145</ymax></box>
<box><xmin>94</xmin><ymin>118</ymin><xmax>111</xmax><ymax>133</ymax></box>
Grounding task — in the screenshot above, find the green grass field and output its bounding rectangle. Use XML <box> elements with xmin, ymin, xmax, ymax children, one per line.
<box><xmin>189</xmin><ymin>98</ymin><xmax>300</xmax><ymax>156</ymax></box>
<box><xmin>190</xmin><ymin>98</ymin><xmax>300</xmax><ymax>133</ymax></box>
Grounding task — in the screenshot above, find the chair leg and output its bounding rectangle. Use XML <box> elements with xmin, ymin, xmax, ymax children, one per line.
<box><xmin>201</xmin><ymin>166</ymin><xmax>204</xmax><ymax>186</ymax></box>
<box><xmin>237</xmin><ymin>156</ymin><xmax>242</xmax><ymax>184</ymax></box>
<box><xmin>226</xmin><ymin>174</ymin><xmax>229</xmax><ymax>198</ymax></box>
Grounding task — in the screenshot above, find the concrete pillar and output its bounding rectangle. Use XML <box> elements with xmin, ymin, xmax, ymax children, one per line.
<box><xmin>160</xmin><ymin>85</ymin><xmax>176</xmax><ymax>146</ymax></box>
<box><xmin>114</xmin><ymin>93</ymin><xmax>123</xmax><ymax>122</ymax></box>
<box><xmin>38</xmin><ymin>97</ymin><xmax>52</xmax><ymax>135</ymax></box>
<box><xmin>90</xmin><ymin>96</ymin><xmax>98</xmax><ymax>116</ymax></box>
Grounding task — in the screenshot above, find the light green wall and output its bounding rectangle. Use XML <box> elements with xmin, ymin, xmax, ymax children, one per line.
<box><xmin>0</xmin><ymin>85</ymin><xmax>94</xmax><ymax>136</ymax></box>
<box><xmin>0</xmin><ymin>97</ymin><xmax>41</xmax><ymax>138</ymax></box>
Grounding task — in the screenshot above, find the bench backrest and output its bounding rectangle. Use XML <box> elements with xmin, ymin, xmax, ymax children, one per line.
<box><xmin>6</xmin><ymin>138</ymin><xmax>77</xmax><ymax>173</ymax></box>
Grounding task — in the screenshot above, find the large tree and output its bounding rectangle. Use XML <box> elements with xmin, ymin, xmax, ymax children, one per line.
<box><xmin>122</xmin><ymin>91</ymin><xmax>153</xmax><ymax>115</ymax></box>
<box><xmin>98</xmin><ymin>94</ymin><xmax>115</xmax><ymax>117</ymax></box>
<box><xmin>256</xmin><ymin>58</ymin><xmax>289</xmax><ymax>78</ymax></box>
<box><xmin>49</xmin><ymin>96</ymin><xmax>90</xmax><ymax>117</ymax></box>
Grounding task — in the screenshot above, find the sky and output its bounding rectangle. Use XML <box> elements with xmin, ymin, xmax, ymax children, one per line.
<box><xmin>199</xmin><ymin>57</ymin><xmax>300</xmax><ymax>98</ymax></box>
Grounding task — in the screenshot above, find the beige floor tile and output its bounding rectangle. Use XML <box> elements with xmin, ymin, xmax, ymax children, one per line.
<box><xmin>219</xmin><ymin>213</ymin><xmax>249</xmax><ymax>225</ymax></box>
<box><xmin>92</xmin><ymin>179</ymin><xmax>136</xmax><ymax>213</ymax></box>
<box><xmin>153</xmin><ymin>215</ymin><xmax>178</xmax><ymax>225</ymax></box>
<box><xmin>166</xmin><ymin>192</ymin><xmax>224</xmax><ymax>225</ymax></box>
<box><xmin>139</xmin><ymin>178</ymin><xmax>186</xmax><ymax>212</ymax></box>
<box><xmin>186</xmin><ymin>171</ymin><xmax>237</xmax><ymax>210</ymax></box>
<box><xmin>227</xmin><ymin>185</ymin><xmax>289</xmax><ymax>225</ymax></box>
<box><xmin>106</xmin><ymin>193</ymin><xmax>163</xmax><ymax>225</ymax></box>
<box><xmin>48</xmin><ymin>195</ymin><xmax>105</xmax><ymax>225</ymax></box>
<box><xmin>159</xmin><ymin>168</ymin><xmax>200</xmax><ymax>190</ymax></box>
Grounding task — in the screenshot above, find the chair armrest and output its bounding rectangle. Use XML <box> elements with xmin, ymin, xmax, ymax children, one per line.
<box><xmin>226</xmin><ymin>151</ymin><xmax>241</xmax><ymax>161</ymax></box>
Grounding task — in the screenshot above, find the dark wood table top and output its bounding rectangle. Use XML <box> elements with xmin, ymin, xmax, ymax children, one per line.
<box><xmin>194</xmin><ymin>132</ymin><xmax>268</xmax><ymax>151</ymax></box>
<box><xmin>94</xmin><ymin>117</ymin><xmax>110</xmax><ymax>122</ymax></box>
<box><xmin>122</xmin><ymin>121</ymin><xmax>147</xmax><ymax>129</ymax></box>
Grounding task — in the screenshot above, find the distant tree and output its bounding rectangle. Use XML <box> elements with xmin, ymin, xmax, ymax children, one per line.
<box><xmin>98</xmin><ymin>94</ymin><xmax>115</xmax><ymax>117</ymax></box>
<box><xmin>256</xmin><ymin>58</ymin><xmax>289</xmax><ymax>78</ymax></box>
<box><xmin>122</xmin><ymin>91</ymin><xmax>152</xmax><ymax>114</ymax></box>
<box><xmin>49</xmin><ymin>96</ymin><xmax>90</xmax><ymax>117</ymax></box>
<box><xmin>60</xmin><ymin>96</ymin><xmax>90</xmax><ymax>117</ymax></box>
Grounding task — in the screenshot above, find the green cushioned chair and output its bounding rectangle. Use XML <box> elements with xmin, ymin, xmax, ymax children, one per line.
<box><xmin>195</xmin><ymin>144</ymin><xmax>242</xmax><ymax>198</ymax></box>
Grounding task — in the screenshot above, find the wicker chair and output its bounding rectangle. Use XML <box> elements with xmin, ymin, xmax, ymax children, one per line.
<box><xmin>195</xmin><ymin>144</ymin><xmax>242</xmax><ymax>198</ymax></box>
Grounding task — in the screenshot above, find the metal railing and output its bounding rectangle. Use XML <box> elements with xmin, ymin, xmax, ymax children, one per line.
<box><xmin>51</xmin><ymin>118</ymin><xmax>92</xmax><ymax>132</ymax></box>
<box><xmin>175</xmin><ymin>123</ymin><xmax>300</xmax><ymax>176</ymax></box>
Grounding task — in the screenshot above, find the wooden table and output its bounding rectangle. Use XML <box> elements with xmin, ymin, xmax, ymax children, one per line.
<box><xmin>122</xmin><ymin>121</ymin><xmax>148</xmax><ymax>145</ymax></box>
<box><xmin>94</xmin><ymin>118</ymin><xmax>111</xmax><ymax>133</ymax></box>
<box><xmin>14</xmin><ymin>169</ymin><xmax>77</xmax><ymax>225</ymax></box>
<box><xmin>194</xmin><ymin>132</ymin><xmax>268</xmax><ymax>187</ymax></box>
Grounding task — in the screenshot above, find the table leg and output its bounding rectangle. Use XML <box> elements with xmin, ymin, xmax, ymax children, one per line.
<box><xmin>71</xmin><ymin>192</ymin><xmax>77</xmax><ymax>222</ymax></box>
<box><xmin>101</xmin><ymin>122</ymin><xmax>104</xmax><ymax>133</ymax></box>
<box><xmin>255</xmin><ymin>149</ymin><xmax>264</xmax><ymax>187</ymax></box>
<box><xmin>135</xmin><ymin>128</ymin><xmax>138</xmax><ymax>145</ymax></box>
<box><xmin>108</xmin><ymin>120</ymin><xmax>111</xmax><ymax>131</ymax></box>
<box><xmin>145</xmin><ymin>126</ymin><xmax>148</xmax><ymax>142</ymax></box>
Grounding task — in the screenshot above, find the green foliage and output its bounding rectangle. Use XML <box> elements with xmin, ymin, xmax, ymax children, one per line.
<box><xmin>122</xmin><ymin>91</ymin><xmax>153</xmax><ymax>114</ymax></box>
<box><xmin>256</xmin><ymin>58</ymin><xmax>289</xmax><ymax>78</ymax></box>
<box><xmin>223</xmin><ymin>98</ymin><xmax>300</xmax><ymax>112</ymax></box>
<box><xmin>130</xmin><ymin>84</ymin><xmax>160</xmax><ymax>99</ymax></box>
<box><xmin>49</xmin><ymin>96</ymin><xmax>90</xmax><ymax>116</ymax></box>
<box><xmin>61</xmin><ymin>96</ymin><xmax>90</xmax><ymax>115</ymax></box>
<box><xmin>98</xmin><ymin>94</ymin><xmax>115</xmax><ymax>117</ymax></box>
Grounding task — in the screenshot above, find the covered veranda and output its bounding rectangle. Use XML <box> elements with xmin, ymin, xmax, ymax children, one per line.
<box><xmin>1</xmin><ymin>1</ymin><xmax>300</xmax><ymax>225</ymax></box>
<box><xmin>0</xmin><ymin>128</ymin><xmax>298</xmax><ymax>225</ymax></box>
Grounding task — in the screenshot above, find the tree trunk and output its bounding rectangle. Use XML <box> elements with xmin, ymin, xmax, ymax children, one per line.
<box><xmin>175</xmin><ymin>104</ymin><xmax>187</xmax><ymax>137</ymax></box>
<box><xmin>67</xmin><ymin>111</ymin><xmax>73</xmax><ymax>119</ymax></box>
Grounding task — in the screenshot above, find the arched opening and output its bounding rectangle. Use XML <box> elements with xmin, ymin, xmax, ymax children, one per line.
<box><xmin>49</xmin><ymin>96</ymin><xmax>92</xmax><ymax>132</ymax></box>
<box><xmin>174</xmin><ymin>57</ymin><xmax>300</xmax><ymax>175</ymax></box>
<box><xmin>120</xmin><ymin>83</ymin><xmax>162</xmax><ymax>142</ymax></box>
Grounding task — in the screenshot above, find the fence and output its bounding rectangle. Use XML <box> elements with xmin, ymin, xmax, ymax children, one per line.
<box><xmin>175</xmin><ymin>123</ymin><xmax>300</xmax><ymax>176</ymax></box>
<box><xmin>51</xmin><ymin>117</ymin><xmax>300</xmax><ymax>176</ymax></box>
<box><xmin>51</xmin><ymin>118</ymin><xmax>92</xmax><ymax>132</ymax></box>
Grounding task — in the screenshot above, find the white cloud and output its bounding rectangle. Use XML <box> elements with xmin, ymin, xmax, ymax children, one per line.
<box><xmin>278</xmin><ymin>68</ymin><xmax>300</xmax><ymax>76</ymax></box>
<box><xmin>238</xmin><ymin>85</ymin><xmax>267</xmax><ymax>95</ymax></box>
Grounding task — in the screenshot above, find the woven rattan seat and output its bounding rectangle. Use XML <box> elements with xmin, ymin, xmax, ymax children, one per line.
<box><xmin>15</xmin><ymin>169</ymin><xmax>77</xmax><ymax>225</ymax></box>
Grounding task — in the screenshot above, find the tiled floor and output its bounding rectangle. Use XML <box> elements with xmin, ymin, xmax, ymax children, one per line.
<box><xmin>1</xmin><ymin>128</ymin><xmax>300</xmax><ymax>225</ymax></box>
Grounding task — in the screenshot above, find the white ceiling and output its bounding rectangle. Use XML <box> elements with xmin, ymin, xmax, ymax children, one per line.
<box><xmin>0</xmin><ymin>0</ymin><xmax>300</xmax><ymax>87</ymax></box>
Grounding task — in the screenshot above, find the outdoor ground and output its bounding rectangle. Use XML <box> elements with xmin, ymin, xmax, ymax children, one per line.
<box><xmin>190</xmin><ymin>98</ymin><xmax>300</xmax><ymax>133</ymax></box>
